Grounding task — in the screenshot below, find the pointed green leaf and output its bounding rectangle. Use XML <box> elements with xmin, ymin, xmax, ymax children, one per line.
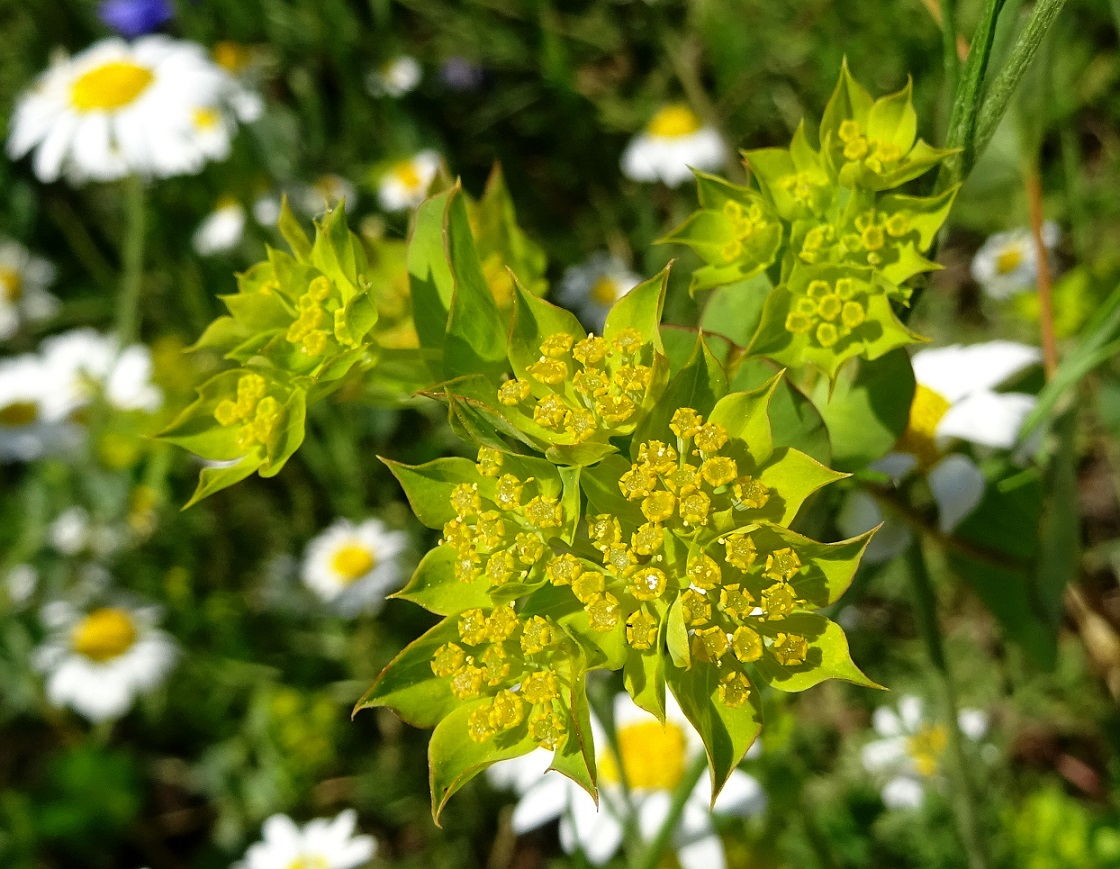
<box><xmin>755</xmin><ymin>612</ymin><xmax>880</xmax><ymax>692</ymax></box>
<box><xmin>603</xmin><ymin>267</ymin><xmax>667</xmax><ymax>352</ymax></box>
<box><xmin>394</xmin><ymin>545</ymin><xmax>494</xmax><ymax>616</ymax></box>
<box><xmin>666</xmin><ymin>662</ymin><xmax>762</xmax><ymax>805</ymax></box>
<box><xmin>277</xmin><ymin>195</ymin><xmax>312</xmax><ymax>260</ymax></box>
<box><xmin>382</xmin><ymin>457</ymin><xmax>481</xmax><ymax>529</ymax></box>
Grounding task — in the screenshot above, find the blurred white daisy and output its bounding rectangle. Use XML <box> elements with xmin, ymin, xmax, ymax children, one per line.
<box><xmin>621</xmin><ymin>104</ymin><xmax>725</xmax><ymax>187</ymax></box>
<box><xmin>297</xmin><ymin>174</ymin><xmax>358</xmax><ymax>217</ymax></box>
<box><xmin>4</xmin><ymin>563</ymin><xmax>38</xmax><ymax>608</ymax></box>
<box><xmin>0</xmin><ymin>238</ymin><xmax>59</xmax><ymax>340</ymax></box>
<box><xmin>0</xmin><ymin>353</ymin><xmax>75</xmax><ymax>462</ymax></box>
<box><xmin>487</xmin><ymin>692</ymin><xmax>765</xmax><ymax>869</ymax></box>
<box><xmin>7</xmin><ymin>35</ymin><xmax>247</xmax><ymax>183</ymax></box>
<box><xmin>301</xmin><ymin>518</ymin><xmax>408</xmax><ymax>616</ymax></box>
<box><xmin>41</xmin><ymin>328</ymin><xmax>163</xmax><ymax>418</ymax></box>
<box><xmin>210</xmin><ymin>41</ymin><xmax>266</xmax><ymax>123</ymax></box>
<box><xmin>34</xmin><ymin>600</ymin><xmax>177</xmax><ymax>722</ymax></box>
<box><xmin>971</xmin><ymin>222</ymin><xmax>1059</xmax><ymax>300</ymax></box>
<box><xmin>48</xmin><ymin>505</ymin><xmax>125</xmax><ymax>559</ymax></box>
<box><xmin>377</xmin><ymin>150</ymin><xmax>440</xmax><ymax>212</ymax></box>
<box><xmin>238</xmin><ymin>810</ymin><xmax>377</xmax><ymax>869</ymax></box>
<box><xmin>861</xmin><ymin>694</ymin><xmax>989</xmax><ymax>809</ymax></box>
<box><xmin>555</xmin><ymin>253</ymin><xmax>642</xmax><ymax>332</ymax></box>
<box><xmin>840</xmin><ymin>341</ymin><xmax>1041</xmax><ymax>559</ymax></box>
<box><xmin>366</xmin><ymin>55</ymin><xmax>422</xmax><ymax>98</ymax></box>
<box><xmin>193</xmin><ymin>195</ymin><xmax>247</xmax><ymax>255</ymax></box>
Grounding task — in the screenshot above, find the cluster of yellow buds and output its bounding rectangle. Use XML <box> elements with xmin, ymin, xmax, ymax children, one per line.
<box><xmin>777</xmin><ymin>166</ymin><xmax>830</xmax><ymax>217</ymax></box>
<box><xmin>798</xmin><ymin>208</ymin><xmax>913</xmax><ymax>272</ymax></box>
<box><xmin>286</xmin><ymin>275</ymin><xmax>334</xmax><ymax>357</ymax></box>
<box><xmin>498</xmin><ymin>328</ymin><xmax>657</xmax><ymax>443</ymax></box>
<box><xmin>212</xmin><ymin>372</ymin><xmax>284</xmax><ymax>453</ymax></box>
<box><xmin>719</xmin><ymin>199</ymin><xmax>779</xmax><ymax>264</ymax></box>
<box><xmin>783</xmin><ymin>275</ymin><xmax>869</xmax><ymax>348</ymax></box>
<box><xmin>836</xmin><ymin>119</ymin><xmax>904</xmax><ymax>176</ymax></box>
<box><xmin>430</xmin><ymin>603</ymin><xmax>571</xmax><ymax>749</ymax></box>
<box><xmin>442</xmin><ymin>446</ymin><xmax>565</xmax><ymax>587</ymax></box>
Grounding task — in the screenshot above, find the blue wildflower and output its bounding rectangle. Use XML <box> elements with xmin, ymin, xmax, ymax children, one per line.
<box><xmin>98</xmin><ymin>0</ymin><xmax>174</xmax><ymax>38</ymax></box>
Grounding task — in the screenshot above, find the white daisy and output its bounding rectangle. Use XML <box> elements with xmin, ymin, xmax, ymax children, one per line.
<box><xmin>971</xmin><ymin>222</ymin><xmax>1059</xmax><ymax>300</ymax></box>
<box><xmin>210</xmin><ymin>41</ymin><xmax>266</xmax><ymax>124</ymax></box>
<box><xmin>0</xmin><ymin>238</ymin><xmax>59</xmax><ymax>340</ymax></box>
<box><xmin>4</xmin><ymin>563</ymin><xmax>38</xmax><ymax>608</ymax></box>
<box><xmin>841</xmin><ymin>341</ymin><xmax>1042</xmax><ymax>559</ymax></box>
<box><xmin>377</xmin><ymin>150</ymin><xmax>440</xmax><ymax>212</ymax></box>
<box><xmin>0</xmin><ymin>353</ymin><xmax>75</xmax><ymax>462</ymax></box>
<box><xmin>555</xmin><ymin>253</ymin><xmax>643</xmax><ymax>332</ymax></box>
<box><xmin>40</xmin><ymin>328</ymin><xmax>163</xmax><ymax>418</ymax></box>
<box><xmin>297</xmin><ymin>174</ymin><xmax>358</xmax><ymax>217</ymax></box>
<box><xmin>301</xmin><ymin>518</ymin><xmax>408</xmax><ymax>616</ymax></box>
<box><xmin>7</xmin><ymin>35</ymin><xmax>247</xmax><ymax>184</ymax></box>
<box><xmin>366</xmin><ymin>55</ymin><xmax>422</xmax><ymax>98</ymax></box>
<box><xmin>238</xmin><ymin>809</ymin><xmax>377</xmax><ymax>869</ymax></box>
<box><xmin>861</xmin><ymin>695</ymin><xmax>989</xmax><ymax>810</ymax></box>
<box><xmin>193</xmin><ymin>195</ymin><xmax>246</xmax><ymax>255</ymax></box>
<box><xmin>620</xmin><ymin>104</ymin><xmax>725</xmax><ymax>187</ymax></box>
<box><xmin>34</xmin><ymin>600</ymin><xmax>177</xmax><ymax>722</ymax></box>
<box><xmin>487</xmin><ymin>692</ymin><xmax>765</xmax><ymax>869</ymax></box>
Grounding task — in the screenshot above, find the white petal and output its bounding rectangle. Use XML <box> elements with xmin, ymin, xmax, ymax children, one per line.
<box><xmin>898</xmin><ymin>695</ymin><xmax>925</xmax><ymax>731</ymax></box>
<box><xmin>936</xmin><ymin>391</ymin><xmax>1036</xmax><ymax>451</ymax></box>
<box><xmin>637</xmin><ymin>791</ymin><xmax>672</xmax><ymax>841</ymax></box>
<box><xmin>675</xmin><ymin>832</ymin><xmax>726</xmax><ymax>869</ymax></box>
<box><xmin>914</xmin><ymin>341</ymin><xmax>1040</xmax><ymax>401</ymax></box>
<box><xmin>957</xmin><ymin>709</ymin><xmax>989</xmax><ymax>741</ymax></box>
<box><xmin>837</xmin><ymin>492</ymin><xmax>912</xmax><ymax>564</ymax></box>
<box><xmin>861</xmin><ymin>737</ymin><xmax>908</xmax><ymax>773</ymax></box>
<box><xmin>510</xmin><ymin>778</ymin><xmax>569</xmax><ymax>833</ymax></box>
<box><xmin>928</xmin><ymin>454</ymin><xmax>985</xmax><ymax>533</ymax></box>
<box><xmin>871</xmin><ymin>706</ymin><xmax>903</xmax><ymax>738</ymax></box>
<box><xmin>881</xmin><ymin>776</ymin><xmax>925</xmax><ymax>809</ymax></box>
<box><xmin>871</xmin><ymin>452</ymin><xmax>918</xmax><ymax>481</ymax></box>
<box><xmin>712</xmin><ymin>770</ymin><xmax>766</xmax><ymax>818</ymax></box>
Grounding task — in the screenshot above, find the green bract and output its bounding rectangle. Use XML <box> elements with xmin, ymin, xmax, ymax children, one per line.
<box><xmin>163</xmin><ymin>200</ymin><xmax>381</xmax><ymax>505</ymax></box>
<box><xmin>358</xmin><ymin>278</ymin><xmax>878</xmax><ymax>823</ymax></box>
<box><xmin>663</xmin><ymin>64</ymin><xmax>956</xmax><ymax>380</ymax></box>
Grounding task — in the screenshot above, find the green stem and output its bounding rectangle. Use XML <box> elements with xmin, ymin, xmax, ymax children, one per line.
<box><xmin>941</xmin><ymin>0</ymin><xmax>961</xmax><ymax>102</ymax></box>
<box><xmin>905</xmin><ymin>540</ymin><xmax>989</xmax><ymax>869</ymax></box>
<box><xmin>115</xmin><ymin>174</ymin><xmax>148</xmax><ymax>344</ymax></box>
<box><xmin>631</xmin><ymin>753</ymin><xmax>707</xmax><ymax>869</ymax></box>
<box><xmin>973</xmin><ymin>0</ymin><xmax>1069</xmax><ymax>161</ymax></box>
<box><xmin>936</xmin><ymin>0</ymin><xmax>1007</xmax><ymax>191</ymax></box>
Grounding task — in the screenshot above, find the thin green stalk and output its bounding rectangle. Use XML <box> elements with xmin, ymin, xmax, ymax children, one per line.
<box><xmin>115</xmin><ymin>174</ymin><xmax>148</xmax><ymax>344</ymax></box>
<box><xmin>941</xmin><ymin>0</ymin><xmax>961</xmax><ymax>101</ymax></box>
<box><xmin>905</xmin><ymin>540</ymin><xmax>989</xmax><ymax>869</ymax></box>
<box><xmin>973</xmin><ymin>0</ymin><xmax>1069</xmax><ymax>160</ymax></box>
<box><xmin>936</xmin><ymin>0</ymin><xmax>1007</xmax><ymax>191</ymax></box>
<box><xmin>1111</xmin><ymin>0</ymin><xmax>1120</xmax><ymax>38</ymax></box>
<box><xmin>631</xmin><ymin>753</ymin><xmax>707</xmax><ymax>869</ymax></box>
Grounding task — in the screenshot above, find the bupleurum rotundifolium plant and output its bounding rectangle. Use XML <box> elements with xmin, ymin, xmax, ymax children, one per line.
<box><xmin>662</xmin><ymin>62</ymin><xmax>956</xmax><ymax>379</ymax></box>
<box><xmin>359</xmin><ymin>275</ymin><xmax>878</xmax><ymax>821</ymax></box>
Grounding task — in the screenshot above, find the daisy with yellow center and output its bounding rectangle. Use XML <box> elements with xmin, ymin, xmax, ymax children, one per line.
<box><xmin>7</xmin><ymin>36</ymin><xmax>250</xmax><ymax>183</ymax></box>
<box><xmin>487</xmin><ymin>692</ymin><xmax>765</xmax><ymax>869</ymax></box>
<box><xmin>861</xmin><ymin>695</ymin><xmax>989</xmax><ymax>809</ymax></box>
<box><xmin>301</xmin><ymin>518</ymin><xmax>408</xmax><ymax>615</ymax></box>
<box><xmin>192</xmin><ymin>195</ymin><xmax>247</xmax><ymax>255</ymax></box>
<box><xmin>0</xmin><ymin>238</ymin><xmax>58</xmax><ymax>340</ymax></box>
<box><xmin>841</xmin><ymin>341</ymin><xmax>1041</xmax><ymax>562</ymax></box>
<box><xmin>621</xmin><ymin>103</ymin><xmax>726</xmax><ymax>187</ymax></box>
<box><xmin>0</xmin><ymin>353</ymin><xmax>72</xmax><ymax>463</ymax></box>
<box><xmin>970</xmin><ymin>222</ymin><xmax>1059</xmax><ymax>300</ymax></box>
<box><xmin>239</xmin><ymin>809</ymin><xmax>377</xmax><ymax>869</ymax></box>
<box><xmin>555</xmin><ymin>253</ymin><xmax>642</xmax><ymax>331</ymax></box>
<box><xmin>377</xmin><ymin>150</ymin><xmax>441</xmax><ymax>212</ymax></box>
<box><xmin>33</xmin><ymin>600</ymin><xmax>177</xmax><ymax>722</ymax></box>
<box><xmin>366</xmin><ymin>55</ymin><xmax>422</xmax><ymax>98</ymax></box>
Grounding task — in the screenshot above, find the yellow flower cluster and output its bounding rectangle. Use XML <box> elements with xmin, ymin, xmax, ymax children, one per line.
<box><xmin>442</xmin><ymin>447</ymin><xmax>564</xmax><ymax>587</ymax></box>
<box><xmin>777</xmin><ymin>167</ymin><xmax>830</xmax><ymax>215</ymax></box>
<box><xmin>799</xmin><ymin>208</ymin><xmax>912</xmax><ymax>271</ymax></box>
<box><xmin>718</xmin><ymin>199</ymin><xmax>779</xmax><ymax>263</ymax></box>
<box><xmin>286</xmin><ymin>275</ymin><xmax>335</xmax><ymax>357</ymax></box>
<box><xmin>430</xmin><ymin>603</ymin><xmax>570</xmax><ymax>749</ymax></box>
<box><xmin>213</xmin><ymin>372</ymin><xmax>284</xmax><ymax>452</ymax></box>
<box><xmin>498</xmin><ymin>328</ymin><xmax>654</xmax><ymax>443</ymax></box>
<box><xmin>783</xmin><ymin>276</ymin><xmax>868</xmax><ymax>348</ymax></box>
<box><xmin>836</xmin><ymin>119</ymin><xmax>903</xmax><ymax>175</ymax></box>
